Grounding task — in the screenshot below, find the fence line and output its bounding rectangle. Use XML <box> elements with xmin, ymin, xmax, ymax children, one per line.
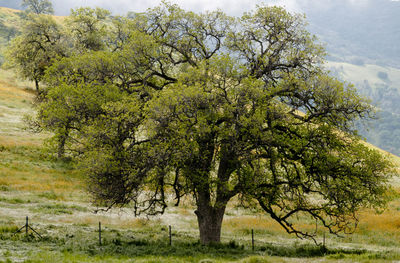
<box><xmin>99</xmin><ymin>221</ymin><xmax>102</xmax><ymax>245</ymax></box>
<box><xmin>13</xmin><ymin>216</ymin><xmax>42</xmax><ymax>239</ymax></box>
<box><xmin>11</xmin><ymin>216</ymin><xmax>328</xmax><ymax>251</ymax></box>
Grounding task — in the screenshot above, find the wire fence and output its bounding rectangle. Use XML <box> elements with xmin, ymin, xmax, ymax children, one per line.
<box><xmin>13</xmin><ymin>216</ymin><xmax>43</xmax><ymax>239</ymax></box>
<box><xmin>11</xmin><ymin>215</ymin><xmax>327</xmax><ymax>252</ymax></box>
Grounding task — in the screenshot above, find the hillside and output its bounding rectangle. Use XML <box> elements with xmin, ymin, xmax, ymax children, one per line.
<box><xmin>0</xmin><ymin>7</ymin><xmax>22</xmax><ymax>64</ymax></box>
<box><xmin>326</xmin><ymin>61</ymin><xmax>400</xmax><ymax>155</ymax></box>
<box><xmin>300</xmin><ymin>0</ymin><xmax>400</xmax><ymax>156</ymax></box>
<box><xmin>302</xmin><ymin>0</ymin><xmax>400</xmax><ymax>68</ymax></box>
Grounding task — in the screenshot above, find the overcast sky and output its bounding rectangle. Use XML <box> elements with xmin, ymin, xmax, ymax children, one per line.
<box><xmin>49</xmin><ymin>0</ymin><xmax>387</xmax><ymax>17</ymax></box>
<box><xmin>51</xmin><ymin>0</ymin><xmax>304</xmax><ymax>16</ymax></box>
<box><xmin>0</xmin><ymin>0</ymin><xmax>387</xmax><ymax>16</ymax></box>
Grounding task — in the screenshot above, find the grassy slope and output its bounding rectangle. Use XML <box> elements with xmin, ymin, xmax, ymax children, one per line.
<box><xmin>326</xmin><ymin>61</ymin><xmax>400</xmax><ymax>91</ymax></box>
<box><xmin>326</xmin><ymin>61</ymin><xmax>400</xmax><ymax>155</ymax></box>
<box><xmin>0</xmin><ymin>7</ymin><xmax>22</xmax><ymax>30</ymax></box>
<box><xmin>0</xmin><ymin>7</ymin><xmax>22</xmax><ymax>64</ymax></box>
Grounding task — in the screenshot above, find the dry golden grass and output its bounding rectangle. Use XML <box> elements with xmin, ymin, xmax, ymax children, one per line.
<box><xmin>0</xmin><ymin>7</ymin><xmax>21</xmax><ymax>14</ymax></box>
<box><xmin>0</xmin><ymin>135</ymin><xmax>43</xmax><ymax>147</ymax></box>
<box><xmin>0</xmin><ymin>68</ymin><xmax>85</xmax><ymax>203</ymax></box>
<box><xmin>0</xmin><ymin>80</ymin><xmax>30</xmax><ymax>99</ymax></box>
<box><xmin>0</xmin><ymin>70</ymin><xmax>35</xmax><ymax>96</ymax></box>
<box><xmin>356</xmin><ymin>203</ymin><xmax>400</xmax><ymax>234</ymax></box>
<box><xmin>52</xmin><ymin>14</ymin><xmax>66</xmax><ymax>24</ymax></box>
<box><xmin>0</xmin><ymin>166</ymin><xmax>82</xmax><ymax>192</ymax></box>
<box><xmin>0</xmin><ymin>7</ymin><xmax>23</xmax><ymax>29</ymax></box>
<box><xmin>0</xmin><ymin>6</ymin><xmax>65</xmax><ymax>27</ymax></box>
<box><xmin>222</xmin><ymin>192</ymin><xmax>400</xmax><ymax>243</ymax></box>
<box><xmin>0</xmin><ymin>68</ymin><xmax>35</xmax><ymax>87</ymax></box>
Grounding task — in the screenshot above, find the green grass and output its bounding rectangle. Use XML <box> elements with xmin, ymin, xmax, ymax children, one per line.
<box><xmin>0</xmin><ymin>196</ymin><xmax>31</xmax><ymax>204</ymax></box>
<box><xmin>29</xmin><ymin>203</ymin><xmax>89</xmax><ymax>215</ymax></box>
<box><xmin>2</xmin><ymin>226</ymin><xmax>400</xmax><ymax>263</ymax></box>
<box><xmin>326</xmin><ymin>61</ymin><xmax>400</xmax><ymax>92</ymax></box>
<box><xmin>0</xmin><ymin>225</ymin><xmax>18</xmax><ymax>233</ymax></box>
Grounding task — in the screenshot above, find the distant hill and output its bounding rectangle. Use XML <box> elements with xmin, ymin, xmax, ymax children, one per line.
<box><xmin>0</xmin><ymin>0</ymin><xmax>22</xmax><ymax>10</ymax></box>
<box><xmin>326</xmin><ymin>62</ymin><xmax>400</xmax><ymax>155</ymax></box>
<box><xmin>305</xmin><ymin>0</ymin><xmax>400</xmax><ymax>156</ymax></box>
<box><xmin>302</xmin><ymin>0</ymin><xmax>400</xmax><ymax>68</ymax></box>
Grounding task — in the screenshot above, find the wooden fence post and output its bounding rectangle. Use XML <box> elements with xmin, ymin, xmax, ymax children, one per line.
<box><xmin>169</xmin><ymin>225</ymin><xmax>172</xmax><ymax>246</ymax></box>
<box><xmin>251</xmin><ymin>229</ymin><xmax>254</xmax><ymax>251</ymax></box>
<box><xmin>99</xmin><ymin>222</ymin><xmax>102</xmax><ymax>246</ymax></box>
<box><xmin>25</xmin><ymin>216</ymin><xmax>28</xmax><ymax>236</ymax></box>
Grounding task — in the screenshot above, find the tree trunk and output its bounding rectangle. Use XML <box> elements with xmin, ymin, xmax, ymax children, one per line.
<box><xmin>191</xmin><ymin>136</ymin><xmax>230</xmax><ymax>244</ymax></box>
<box><xmin>195</xmin><ymin>203</ymin><xmax>226</xmax><ymax>244</ymax></box>
<box><xmin>57</xmin><ymin>134</ymin><xmax>67</xmax><ymax>159</ymax></box>
<box><xmin>34</xmin><ymin>79</ymin><xmax>39</xmax><ymax>94</ymax></box>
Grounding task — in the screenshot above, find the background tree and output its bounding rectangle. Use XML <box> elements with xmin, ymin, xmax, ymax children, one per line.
<box><xmin>21</xmin><ymin>0</ymin><xmax>54</xmax><ymax>15</ymax></box>
<box><xmin>4</xmin><ymin>6</ymin><xmax>113</xmax><ymax>95</ymax></box>
<box><xmin>4</xmin><ymin>6</ymin><xmax>116</xmax><ymax>157</ymax></box>
<box><xmin>35</xmin><ymin>51</ymin><xmax>123</xmax><ymax>157</ymax></box>
<box><xmin>4</xmin><ymin>14</ymin><xmax>66</xmax><ymax>93</ymax></box>
<box><xmin>0</xmin><ymin>22</ymin><xmax>18</xmax><ymax>43</ymax></box>
<box><xmin>34</xmin><ymin>3</ymin><xmax>393</xmax><ymax>245</ymax></box>
<box><xmin>66</xmin><ymin>7</ymin><xmax>111</xmax><ymax>52</ymax></box>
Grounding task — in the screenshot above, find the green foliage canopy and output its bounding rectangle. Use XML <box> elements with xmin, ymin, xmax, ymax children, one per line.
<box><xmin>4</xmin><ymin>13</ymin><xmax>65</xmax><ymax>92</ymax></box>
<box><xmin>4</xmin><ymin>6</ymin><xmax>115</xmax><ymax>94</ymax></box>
<box><xmin>66</xmin><ymin>7</ymin><xmax>111</xmax><ymax>52</ymax></box>
<box><xmin>31</xmin><ymin>3</ymin><xmax>393</xmax><ymax>244</ymax></box>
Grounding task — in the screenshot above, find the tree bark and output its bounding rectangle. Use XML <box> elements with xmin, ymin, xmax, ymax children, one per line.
<box><xmin>57</xmin><ymin>134</ymin><xmax>66</xmax><ymax>159</ymax></box>
<box><xmin>195</xmin><ymin>203</ymin><xmax>226</xmax><ymax>244</ymax></box>
<box><xmin>34</xmin><ymin>79</ymin><xmax>40</xmax><ymax>94</ymax></box>
<box><xmin>191</xmin><ymin>136</ymin><xmax>229</xmax><ymax>244</ymax></box>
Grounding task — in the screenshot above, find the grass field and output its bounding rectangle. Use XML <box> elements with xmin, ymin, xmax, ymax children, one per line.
<box><xmin>1</xmin><ymin>69</ymin><xmax>400</xmax><ymax>262</ymax></box>
<box><xmin>326</xmin><ymin>61</ymin><xmax>400</xmax><ymax>90</ymax></box>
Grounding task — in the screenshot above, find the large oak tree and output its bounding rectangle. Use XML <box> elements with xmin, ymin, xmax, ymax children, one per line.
<box><xmin>31</xmin><ymin>3</ymin><xmax>392</xmax><ymax>244</ymax></box>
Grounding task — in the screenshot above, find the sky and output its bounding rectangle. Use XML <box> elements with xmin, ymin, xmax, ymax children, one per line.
<box><xmin>51</xmin><ymin>0</ymin><xmax>302</xmax><ymax>16</ymax></box>
<box><xmin>49</xmin><ymin>0</ymin><xmax>386</xmax><ymax>17</ymax></box>
<box><xmin>0</xmin><ymin>0</ymin><xmax>384</xmax><ymax>16</ymax></box>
